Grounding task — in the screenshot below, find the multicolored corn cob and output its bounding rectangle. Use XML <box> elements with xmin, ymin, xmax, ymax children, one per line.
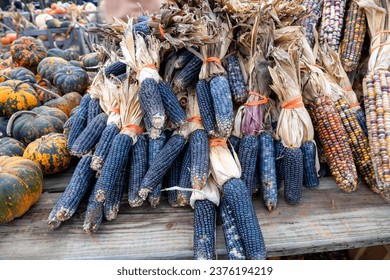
<box><xmin>301</xmin><ymin>141</ymin><xmax>320</xmax><ymax>188</ymax></box>
<box><xmin>87</xmin><ymin>97</ymin><xmax>103</xmax><ymax>124</ymax></box>
<box><xmin>190</xmin><ymin>129</ymin><xmax>209</xmax><ymax>190</ymax></box>
<box><xmin>91</xmin><ymin>124</ymin><xmax>120</xmax><ymax>172</ymax></box>
<box><xmin>319</xmin><ymin>0</ymin><xmax>347</xmax><ymax>52</ymax></box>
<box><xmin>193</xmin><ymin>199</ymin><xmax>216</xmax><ymax>260</ymax></box>
<box><xmin>308</xmin><ymin>96</ymin><xmax>358</xmax><ymax>192</ymax></box>
<box><xmin>238</xmin><ymin>134</ymin><xmax>258</xmax><ymax>195</ymax></box>
<box><xmin>340</xmin><ymin>1</ymin><xmax>367</xmax><ymax>72</ymax></box>
<box><xmin>283</xmin><ymin>148</ymin><xmax>304</xmax><ymax>205</ymax></box>
<box><xmin>159</xmin><ymin>81</ymin><xmax>186</xmax><ymax>127</ymax></box>
<box><xmin>173</xmin><ymin>55</ymin><xmax>202</xmax><ymax>92</ymax></box>
<box><xmin>139</xmin><ymin>78</ymin><xmax>165</xmax><ymax>131</ymax></box>
<box><xmin>226</xmin><ymin>55</ymin><xmax>247</xmax><ymax>104</ymax></box>
<box><xmin>196</xmin><ymin>80</ymin><xmax>217</xmax><ymax>136</ymax></box>
<box><xmin>219</xmin><ymin>197</ymin><xmax>246</xmax><ymax>260</ymax></box>
<box><xmin>67</xmin><ymin>94</ymin><xmax>91</xmax><ymax>149</ymax></box>
<box><xmin>222</xmin><ymin>178</ymin><xmax>266</xmax><ymax>260</ymax></box>
<box><xmin>301</xmin><ymin>0</ymin><xmax>324</xmax><ymax>47</ymax></box>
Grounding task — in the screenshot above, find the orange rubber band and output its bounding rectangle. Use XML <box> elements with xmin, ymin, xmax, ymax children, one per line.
<box><xmin>121</xmin><ymin>124</ymin><xmax>144</xmax><ymax>135</ymax></box>
<box><xmin>203</xmin><ymin>57</ymin><xmax>222</xmax><ymax>65</ymax></box>
<box><xmin>343</xmin><ymin>88</ymin><xmax>353</xmax><ymax>91</ymax></box>
<box><xmin>136</xmin><ymin>64</ymin><xmax>159</xmax><ymax>73</ymax></box>
<box><xmin>158</xmin><ymin>24</ymin><xmax>165</xmax><ymax>38</ymax></box>
<box><xmin>109</xmin><ymin>108</ymin><xmax>120</xmax><ymax>114</ymax></box>
<box><xmin>350</xmin><ymin>102</ymin><xmax>360</xmax><ymax>108</ymax></box>
<box><xmin>370</xmin><ymin>42</ymin><xmax>390</xmax><ymax>54</ymax></box>
<box><xmin>245</xmin><ymin>99</ymin><xmax>269</xmax><ymax>106</ymax></box>
<box><xmin>209</xmin><ymin>138</ymin><xmax>227</xmax><ymax>147</ymax></box>
<box><xmin>282</xmin><ymin>96</ymin><xmax>304</xmax><ymax>109</ymax></box>
<box><xmin>187</xmin><ymin>116</ymin><xmax>202</xmax><ymax>124</ymax></box>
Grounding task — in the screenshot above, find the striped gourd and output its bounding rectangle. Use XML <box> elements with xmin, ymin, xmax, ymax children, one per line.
<box><xmin>193</xmin><ymin>199</ymin><xmax>216</xmax><ymax>260</ymax></box>
<box><xmin>174</xmin><ymin>49</ymin><xmax>195</xmax><ymax>70</ymax></box>
<box><xmin>67</xmin><ymin>94</ymin><xmax>91</xmax><ymax>149</ymax></box>
<box><xmin>91</xmin><ymin>124</ymin><xmax>120</xmax><ymax>172</ymax></box>
<box><xmin>238</xmin><ymin>134</ymin><xmax>258</xmax><ymax>195</ymax></box>
<box><xmin>104</xmin><ymin>165</ymin><xmax>127</xmax><ymax>221</ymax></box>
<box><xmin>166</xmin><ymin>154</ymin><xmax>182</xmax><ymax>207</ymax></box>
<box><xmin>70</xmin><ymin>112</ymin><xmax>108</xmax><ymax>157</ymax></box>
<box><xmin>275</xmin><ymin>140</ymin><xmax>285</xmax><ymax>190</ymax></box>
<box><xmin>301</xmin><ymin>0</ymin><xmax>324</xmax><ymax>47</ymax></box>
<box><xmin>209</xmin><ymin>76</ymin><xmax>233</xmax><ymax>138</ymax></box>
<box><xmin>196</xmin><ymin>79</ymin><xmax>217</xmax><ymax>136</ymax></box>
<box><xmin>48</xmin><ymin>155</ymin><xmax>95</xmax><ymax>229</ymax></box>
<box><xmin>228</xmin><ymin>135</ymin><xmax>240</xmax><ymax>155</ymax></box>
<box><xmin>308</xmin><ymin>96</ymin><xmax>358</xmax><ymax>192</ymax></box>
<box><xmin>139</xmin><ymin>78</ymin><xmax>165</xmax><ymax>131</ymax></box>
<box><xmin>340</xmin><ymin>1</ymin><xmax>367</xmax><ymax>72</ymax></box>
<box><xmin>176</xmin><ymin>144</ymin><xmax>192</xmax><ymax>206</ymax></box>
<box><xmin>226</xmin><ymin>55</ymin><xmax>247</xmax><ymax>104</ymax></box>
<box><xmin>334</xmin><ymin>98</ymin><xmax>376</xmax><ymax>190</ymax></box>
<box><xmin>258</xmin><ymin>132</ymin><xmax>278</xmax><ymax>211</ymax></box>
<box><xmin>283</xmin><ymin>147</ymin><xmax>304</xmax><ymax>205</ymax></box>
<box><xmin>301</xmin><ymin>141</ymin><xmax>320</xmax><ymax>188</ymax></box>
<box><xmin>219</xmin><ymin>197</ymin><xmax>246</xmax><ymax>260</ymax></box>
<box><xmin>173</xmin><ymin>55</ymin><xmax>202</xmax><ymax>92</ymax></box>
<box><xmin>190</xmin><ymin>129</ymin><xmax>209</xmax><ymax>190</ymax></box>
<box><xmin>87</xmin><ymin>97</ymin><xmax>103</xmax><ymax>124</ymax></box>
<box><xmin>222</xmin><ymin>178</ymin><xmax>267</xmax><ymax>260</ymax></box>
<box><xmin>138</xmin><ymin>134</ymin><xmax>187</xmax><ymax>201</ymax></box>
<box><xmin>128</xmin><ymin>135</ymin><xmax>148</xmax><ymax>207</ymax></box>
<box><xmin>159</xmin><ymin>81</ymin><xmax>186</xmax><ymax>127</ymax></box>
<box><xmin>319</xmin><ymin>0</ymin><xmax>347</xmax><ymax>52</ymax></box>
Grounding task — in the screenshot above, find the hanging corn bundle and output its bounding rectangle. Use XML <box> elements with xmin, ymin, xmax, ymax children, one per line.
<box><xmin>358</xmin><ymin>0</ymin><xmax>390</xmax><ymax>201</ymax></box>
<box><xmin>269</xmin><ymin>46</ymin><xmax>316</xmax><ymax>205</ymax></box>
<box><xmin>340</xmin><ymin>0</ymin><xmax>367</xmax><ymax>72</ymax></box>
<box><xmin>301</xmin><ymin>0</ymin><xmax>324</xmax><ymax>47</ymax></box>
<box><xmin>66</xmin><ymin>93</ymin><xmax>91</xmax><ymax>149</ymax></box>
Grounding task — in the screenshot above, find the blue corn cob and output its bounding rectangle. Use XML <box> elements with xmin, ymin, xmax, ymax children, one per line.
<box><xmin>238</xmin><ymin>135</ymin><xmax>259</xmax><ymax>195</ymax></box>
<box><xmin>196</xmin><ymin>79</ymin><xmax>217</xmax><ymax>136</ymax></box>
<box><xmin>166</xmin><ymin>155</ymin><xmax>181</xmax><ymax>207</ymax></box>
<box><xmin>190</xmin><ymin>129</ymin><xmax>209</xmax><ymax>190</ymax></box>
<box><xmin>223</xmin><ymin>178</ymin><xmax>267</xmax><ymax>260</ymax></box>
<box><xmin>147</xmin><ymin>132</ymin><xmax>167</xmax><ymax>208</ymax></box>
<box><xmin>176</xmin><ymin>143</ymin><xmax>191</xmax><ymax>206</ymax></box>
<box><xmin>70</xmin><ymin>112</ymin><xmax>108</xmax><ymax>157</ymax></box>
<box><xmin>91</xmin><ymin>124</ymin><xmax>120</xmax><ymax>172</ymax></box>
<box><xmin>48</xmin><ymin>155</ymin><xmax>95</xmax><ymax>229</ymax></box>
<box><xmin>83</xmin><ymin>182</ymin><xmax>104</xmax><ymax>234</ymax></box>
<box><xmin>283</xmin><ymin>147</ymin><xmax>304</xmax><ymax>205</ymax></box>
<box><xmin>193</xmin><ymin>199</ymin><xmax>216</xmax><ymax>260</ymax></box>
<box><xmin>104</xmin><ymin>165</ymin><xmax>127</xmax><ymax>221</ymax></box>
<box><xmin>87</xmin><ymin>97</ymin><xmax>103</xmax><ymax>124</ymax></box>
<box><xmin>356</xmin><ymin>107</ymin><xmax>368</xmax><ymax>136</ymax></box>
<box><xmin>275</xmin><ymin>140</ymin><xmax>285</xmax><ymax>190</ymax></box>
<box><xmin>175</xmin><ymin>49</ymin><xmax>195</xmax><ymax>70</ymax></box>
<box><xmin>226</xmin><ymin>55</ymin><xmax>247</xmax><ymax>104</ymax></box>
<box><xmin>173</xmin><ymin>55</ymin><xmax>202</xmax><ymax>91</ymax></box>
<box><xmin>159</xmin><ymin>81</ymin><xmax>186</xmax><ymax>126</ymax></box>
<box><xmin>139</xmin><ymin>78</ymin><xmax>165</xmax><ymax>130</ymax></box>
<box><xmin>209</xmin><ymin>76</ymin><xmax>233</xmax><ymax>138</ymax></box>
<box><xmin>67</xmin><ymin>94</ymin><xmax>91</xmax><ymax>149</ymax></box>
<box><xmin>138</xmin><ymin>134</ymin><xmax>187</xmax><ymax>201</ymax></box>
<box><xmin>219</xmin><ymin>196</ymin><xmax>246</xmax><ymax>260</ymax></box>
<box><xmin>104</xmin><ymin>61</ymin><xmax>127</xmax><ymax>78</ymax></box>
<box><xmin>128</xmin><ymin>135</ymin><xmax>148</xmax><ymax>207</ymax></box>
<box><xmin>301</xmin><ymin>141</ymin><xmax>319</xmax><ymax>189</ymax></box>
<box><xmin>116</xmin><ymin>73</ymin><xmax>128</xmax><ymax>81</ymax></box>
<box><xmin>132</xmin><ymin>20</ymin><xmax>151</xmax><ymax>35</ymax></box>
<box><xmin>137</xmin><ymin>15</ymin><xmax>150</xmax><ymax>23</ymax></box>
<box><xmin>63</xmin><ymin>114</ymin><xmax>75</xmax><ymax>136</ymax></box>
<box><xmin>258</xmin><ymin>132</ymin><xmax>278</xmax><ymax>211</ymax></box>
<box><xmin>228</xmin><ymin>135</ymin><xmax>240</xmax><ymax>155</ymax></box>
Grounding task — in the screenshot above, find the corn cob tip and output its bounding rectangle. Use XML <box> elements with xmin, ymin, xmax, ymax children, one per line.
<box><xmin>149</xmin><ymin>197</ymin><xmax>160</xmax><ymax>208</ymax></box>
<box><xmin>152</xmin><ymin>115</ymin><xmax>165</xmax><ymax>129</ymax></box>
<box><xmin>90</xmin><ymin>156</ymin><xmax>104</xmax><ymax>172</ymax></box>
<box><xmin>95</xmin><ymin>189</ymin><xmax>106</xmax><ymax>202</ymax></box>
<box><xmin>176</xmin><ymin>194</ymin><xmax>190</xmax><ymax>207</ymax></box>
<box><xmin>380</xmin><ymin>190</ymin><xmax>390</xmax><ymax>203</ymax></box>
<box><xmin>266</xmin><ymin>203</ymin><xmax>275</xmax><ymax>212</ymax></box>
<box><xmin>128</xmin><ymin>198</ymin><xmax>144</xmax><ymax>208</ymax></box>
<box><xmin>105</xmin><ymin>208</ymin><xmax>119</xmax><ymax>221</ymax></box>
<box><xmin>55</xmin><ymin>208</ymin><xmax>70</xmax><ymax>222</ymax></box>
<box><xmin>138</xmin><ymin>188</ymin><xmax>151</xmax><ymax>200</ymax></box>
<box><xmin>48</xmin><ymin>219</ymin><xmax>61</xmax><ymax>230</ymax></box>
<box><xmin>192</xmin><ymin>177</ymin><xmax>207</xmax><ymax>191</ymax></box>
<box><xmin>83</xmin><ymin>223</ymin><xmax>98</xmax><ymax>235</ymax></box>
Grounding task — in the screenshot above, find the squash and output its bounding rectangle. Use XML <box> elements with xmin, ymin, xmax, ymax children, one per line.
<box><xmin>35</xmin><ymin>14</ymin><xmax>53</xmax><ymax>28</ymax></box>
<box><xmin>37</xmin><ymin>57</ymin><xmax>71</xmax><ymax>83</ymax></box>
<box><xmin>53</xmin><ymin>66</ymin><xmax>89</xmax><ymax>94</ymax></box>
<box><xmin>7</xmin><ymin>106</ymin><xmax>68</xmax><ymax>145</ymax></box>
<box><xmin>35</xmin><ymin>78</ymin><xmax>62</xmax><ymax>103</ymax></box>
<box><xmin>0</xmin><ymin>156</ymin><xmax>43</xmax><ymax>224</ymax></box>
<box><xmin>47</xmin><ymin>48</ymin><xmax>67</xmax><ymax>60</ymax></box>
<box><xmin>1</xmin><ymin>52</ymin><xmax>11</xmax><ymax>60</ymax></box>
<box><xmin>10</xmin><ymin>68</ymin><xmax>37</xmax><ymax>84</ymax></box>
<box><xmin>23</xmin><ymin>133</ymin><xmax>71</xmax><ymax>175</ymax></box>
<box><xmin>69</xmin><ymin>60</ymin><xmax>84</xmax><ymax>68</ymax></box>
<box><xmin>6</xmin><ymin>33</ymin><xmax>17</xmax><ymax>43</ymax></box>
<box><xmin>10</xmin><ymin>37</ymin><xmax>47</xmax><ymax>73</ymax></box>
<box><xmin>64</xmin><ymin>49</ymin><xmax>80</xmax><ymax>62</ymax></box>
<box><xmin>60</xmin><ymin>21</ymin><xmax>71</xmax><ymax>28</ymax></box>
<box><xmin>44</xmin><ymin>91</ymin><xmax>82</xmax><ymax>117</ymax></box>
<box><xmin>46</xmin><ymin>18</ymin><xmax>62</xmax><ymax>29</ymax></box>
<box><xmin>0</xmin><ymin>117</ymin><xmax>8</xmax><ymax>138</ymax></box>
<box><xmin>1</xmin><ymin>37</ymin><xmax>11</xmax><ymax>45</ymax></box>
<box><xmin>0</xmin><ymin>137</ymin><xmax>25</xmax><ymax>157</ymax></box>
<box><xmin>0</xmin><ymin>80</ymin><xmax>40</xmax><ymax>118</ymax></box>
<box><xmin>81</xmin><ymin>52</ymin><xmax>101</xmax><ymax>68</ymax></box>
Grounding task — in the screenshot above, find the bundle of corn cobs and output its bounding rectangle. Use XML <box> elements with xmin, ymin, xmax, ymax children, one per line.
<box><xmin>48</xmin><ymin>0</ymin><xmax>390</xmax><ymax>260</ymax></box>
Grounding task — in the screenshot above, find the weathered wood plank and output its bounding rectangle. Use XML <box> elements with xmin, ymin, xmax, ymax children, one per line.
<box><xmin>1</xmin><ymin>173</ymin><xmax>389</xmax><ymax>259</ymax></box>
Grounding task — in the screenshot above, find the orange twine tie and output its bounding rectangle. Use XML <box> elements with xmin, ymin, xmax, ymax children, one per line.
<box><xmin>209</xmin><ymin>138</ymin><xmax>227</xmax><ymax>147</ymax></box>
<box><xmin>343</xmin><ymin>88</ymin><xmax>353</xmax><ymax>92</ymax></box>
<box><xmin>136</xmin><ymin>64</ymin><xmax>159</xmax><ymax>73</ymax></box>
<box><xmin>158</xmin><ymin>24</ymin><xmax>165</xmax><ymax>38</ymax></box>
<box><xmin>245</xmin><ymin>92</ymin><xmax>269</xmax><ymax>106</ymax></box>
<box><xmin>109</xmin><ymin>108</ymin><xmax>120</xmax><ymax>114</ymax></box>
<box><xmin>350</xmin><ymin>102</ymin><xmax>360</xmax><ymax>108</ymax></box>
<box><xmin>121</xmin><ymin>124</ymin><xmax>144</xmax><ymax>135</ymax></box>
<box><xmin>203</xmin><ymin>57</ymin><xmax>222</xmax><ymax>65</ymax></box>
<box><xmin>187</xmin><ymin>116</ymin><xmax>202</xmax><ymax>124</ymax></box>
<box><xmin>282</xmin><ymin>96</ymin><xmax>304</xmax><ymax>109</ymax></box>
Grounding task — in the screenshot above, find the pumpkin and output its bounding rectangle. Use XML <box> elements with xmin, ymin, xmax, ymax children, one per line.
<box><xmin>35</xmin><ymin>78</ymin><xmax>62</xmax><ymax>103</ymax></box>
<box><xmin>1</xmin><ymin>37</ymin><xmax>11</xmax><ymax>45</ymax></box>
<box><xmin>10</xmin><ymin>68</ymin><xmax>37</xmax><ymax>84</ymax></box>
<box><xmin>81</xmin><ymin>52</ymin><xmax>101</xmax><ymax>68</ymax></box>
<box><xmin>37</xmin><ymin>57</ymin><xmax>71</xmax><ymax>83</ymax></box>
<box><xmin>7</xmin><ymin>106</ymin><xmax>68</xmax><ymax>145</ymax></box>
<box><xmin>0</xmin><ymin>80</ymin><xmax>40</xmax><ymax>118</ymax></box>
<box><xmin>54</xmin><ymin>66</ymin><xmax>89</xmax><ymax>94</ymax></box>
<box><xmin>35</xmin><ymin>14</ymin><xmax>53</xmax><ymax>28</ymax></box>
<box><xmin>6</xmin><ymin>33</ymin><xmax>17</xmax><ymax>43</ymax></box>
<box><xmin>1</xmin><ymin>52</ymin><xmax>11</xmax><ymax>60</ymax></box>
<box><xmin>64</xmin><ymin>49</ymin><xmax>80</xmax><ymax>61</ymax></box>
<box><xmin>23</xmin><ymin>133</ymin><xmax>71</xmax><ymax>175</ymax></box>
<box><xmin>70</xmin><ymin>106</ymin><xmax>78</xmax><ymax>117</ymax></box>
<box><xmin>54</xmin><ymin>6</ymin><xmax>68</xmax><ymax>15</ymax></box>
<box><xmin>0</xmin><ymin>156</ymin><xmax>43</xmax><ymax>224</ymax></box>
<box><xmin>46</xmin><ymin>18</ymin><xmax>62</xmax><ymax>29</ymax></box>
<box><xmin>60</xmin><ymin>21</ymin><xmax>71</xmax><ymax>28</ymax></box>
<box><xmin>69</xmin><ymin>60</ymin><xmax>84</xmax><ymax>68</ymax></box>
<box><xmin>0</xmin><ymin>137</ymin><xmax>25</xmax><ymax>157</ymax></box>
<box><xmin>47</xmin><ymin>48</ymin><xmax>67</xmax><ymax>60</ymax></box>
<box><xmin>0</xmin><ymin>117</ymin><xmax>8</xmax><ymax>138</ymax></box>
<box><xmin>10</xmin><ymin>37</ymin><xmax>47</xmax><ymax>73</ymax></box>
<box><xmin>44</xmin><ymin>91</ymin><xmax>82</xmax><ymax>117</ymax></box>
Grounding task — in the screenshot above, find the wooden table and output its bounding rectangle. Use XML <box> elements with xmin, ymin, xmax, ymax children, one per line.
<box><xmin>1</xmin><ymin>167</ymin><xmax>389</xmax><ymax>260</ymax></box>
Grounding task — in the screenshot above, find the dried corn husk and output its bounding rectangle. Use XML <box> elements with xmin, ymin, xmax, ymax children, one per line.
<box><xmin>187</xmin><ymin>91</ymin><xmax>204</xmax><ymax>134</ymax></box>
<box><xmin>189</xmin><ymin>176</ymin><xmax>221</xmax><ymax>208</ymax></box>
